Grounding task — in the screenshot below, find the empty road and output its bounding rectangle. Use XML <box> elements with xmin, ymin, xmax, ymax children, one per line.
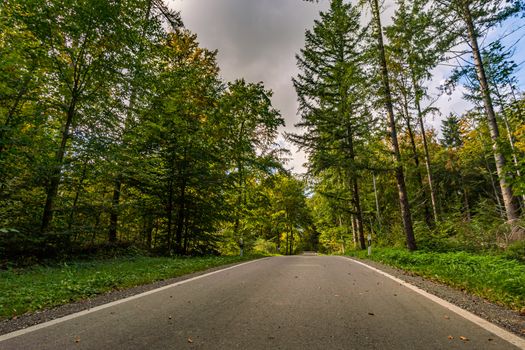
<box><xmin>1</xmin><ymin>256</ymin><xmax>523</xmax><ymax>349</ymax></box>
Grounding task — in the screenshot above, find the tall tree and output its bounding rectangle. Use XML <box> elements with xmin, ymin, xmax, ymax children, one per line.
<box><xmin>219</xmin><ymin>79</ymin><xmax>284</xmax><ymax>247</ymax></box>
<box><xmin>434</xmin><ymin>0</ymin><xmax>523</xmax><ymax>239</ymax></box>
<box><xmin>368</xmin><ymin>0</ymin><xmax>417</xmax><ymax>250</ymax></box>
<box><xmin>291</xmin><ymin>0</ymin><xmax>371</xmax><ymax>249</ymax></box>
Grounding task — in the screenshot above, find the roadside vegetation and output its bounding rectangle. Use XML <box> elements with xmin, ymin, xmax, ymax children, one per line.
<box><xmin>0</xmin><ymin>254</ymin><xmax>261</xmax><ymax>320</ymax></box>
<box><xmin>347</xmin><ymin>247</ymin><xmax>525</xmax><ymax>312</ymax></box>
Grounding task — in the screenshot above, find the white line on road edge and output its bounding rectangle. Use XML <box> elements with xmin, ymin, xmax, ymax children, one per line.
<box><xmin>340</xmin><ymin>257</ymin><xmax>525</xmax><ymax>349</ymax></box>
<box><xmin>0</xmin><ymin>258</ymin><xmax>267</xmax><ymax>343</ymax></box>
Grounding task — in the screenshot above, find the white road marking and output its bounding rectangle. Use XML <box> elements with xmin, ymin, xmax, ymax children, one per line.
<box><xmin>0</xmin><ymin>258</ymin><xmax>267</xmax><ymax>342</ymax></box>
<box><xmin>341</xmin><ymin>256</ymin><xmax>525</xmax><ymax>349</ymax></box>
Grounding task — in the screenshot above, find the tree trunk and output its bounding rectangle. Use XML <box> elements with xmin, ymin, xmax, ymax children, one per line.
<box><xmin>494</xmin><ymin>88</ymin><xmax>525</xmax><ymax>207</ymax></box>
<box><xmin>346</xmin><ymin>129</ymin><xmax>366</xmax><ymax>250</ymax></box>
<box><xmin>476</xmin><ymin>133</ymin><xmax>505</xmax><ymax>218</ymax></box>
<box><xmin>353</xmin><ymin>178</ymin><xmax>366</xmax><ymax>250</ymax></box>
<box><xmin>166</xmin><ymin>174</ymin><xmax>174</xmax><ymax>252</ymax></box>
<box><xmin>351</xmin><ymin>215</ymin><xmax>357</xmax><ymax>248</ymax></box>
<box><xmin>108</xmin><ymin>177</ymin><xmax>121</xmax><ymax>243</ymax></box>
<box><xmin>410</xmin><ymin>70</ymin><xmax>439</xmax><ymax>223</ymax></box>
<box><xmin>41</xmin><ymin>94</ymin><xmax>77</xmax><ymax>232</ymax></box>
<box><xmin>68</xmin><ymin>157</ymin><xmax>89</xmax><ymax>238</ymax></box>
<box><xmin>370</xmin><ymin>0</ymin><xmax>416</xmax><ymax>250</ymax></box>
<box><xmin>462</xmin><ymin>2</ymin><xmax>519</xmax><ymax>227</ymax></box>
<box><xmin>402</xmin><ymin>95</ymin><xmax>432</xmax><ymax>228</ymax></box>
<box><xmin>372</xmin><ymin>173</ymin><xmax>382</xmax><ymax>231</ymax></box>
<box><xmin>145</xmin><ymin>215</ymin><xmax>154</xmax><ymax>249</ymax></box>
<box><xmin>175</xmin><ymin>172</ymin><xmax>187</xmax><ymax>254</ymax></box>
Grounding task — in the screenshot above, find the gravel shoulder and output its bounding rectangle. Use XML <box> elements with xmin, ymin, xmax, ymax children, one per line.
<box><xmin>1</xmin><ymin>255</ymin><xmax>523</xmax><ymax>340</ymax></box>
<box><xmin>342</xmin><ymin>256</ymin><xmax>525</xmax><ymax>339</ymax></box>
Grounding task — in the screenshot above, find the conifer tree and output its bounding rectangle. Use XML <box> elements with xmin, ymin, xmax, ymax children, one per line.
<box><xmin>291</xmin><ymin>0</ymin><xmax>372</xmax><ymax>249</ymax></box>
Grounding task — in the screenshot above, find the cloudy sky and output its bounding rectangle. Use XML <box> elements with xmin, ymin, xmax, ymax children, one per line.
<box><xmin>168</xmin><ymin>0</ymin><xmax>525</xmax><ymax>174</ymax></box>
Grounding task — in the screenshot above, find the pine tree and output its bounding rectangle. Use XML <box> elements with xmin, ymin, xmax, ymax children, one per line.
<box><xmin>291</xmin><ymin>0</ymin><xmax>372</xmax><ymax>249</ymax></box>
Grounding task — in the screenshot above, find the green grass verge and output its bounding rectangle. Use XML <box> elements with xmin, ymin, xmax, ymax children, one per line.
<box><xmin>0</xmin><ymin>255</ymin><xmax>261</xmax><ymax>320</ymax></box>
<box><xmin>347</xmin><ymin>248</ymin><xmax>525</xmax><ymax>311</ymax></box>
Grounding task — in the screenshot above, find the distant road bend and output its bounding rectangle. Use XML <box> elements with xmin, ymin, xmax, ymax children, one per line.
<box><xmin>1</xmin><ymin>256</ymin><xmax>524</xmax><ymax>349</ymax></box>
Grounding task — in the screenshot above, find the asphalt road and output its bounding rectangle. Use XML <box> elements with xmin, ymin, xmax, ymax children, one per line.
<box><xmin>0</xmin><ymin>256</ymin><xmax>522</xmax><ymax>349</ymax></box>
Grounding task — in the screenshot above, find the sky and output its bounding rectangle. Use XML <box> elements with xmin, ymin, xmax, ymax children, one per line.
<box><xmin>168</xmin><ymin>0</ymin><xmax>525</xmax><ymax>174</ymax></box>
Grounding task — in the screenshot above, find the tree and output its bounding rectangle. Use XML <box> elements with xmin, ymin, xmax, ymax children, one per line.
<box><xmin>433</xmin><ymin>0</ymin><xmax>523</xmax><ymax>238</ymax></box>
<box><xmin>368</xmin><ymin>0</ymin><xmax>417</xmax><ymax>250</ymax></box>
<box><xmin>218</xmin><ymin>79</ymin><xmax>284</xmax><ymax>248</ymax></box>
<box><xmin>292</xmin><ymin>0</ymin><xmax>372</xmax><ymax>249</ymax></box>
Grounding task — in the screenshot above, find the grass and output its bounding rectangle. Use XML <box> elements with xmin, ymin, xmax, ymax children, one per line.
<box><xmin>0</xmin><ymin>254</ymin><xmax>261</xmax><ymax>320</ymax></box>
<box><xmin>347</xmin><ymin>248</ymin><xmax>525</xmax><ymax>311</ymax></box>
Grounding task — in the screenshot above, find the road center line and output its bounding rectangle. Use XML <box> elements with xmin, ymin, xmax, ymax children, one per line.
<box><xmin>340</xmin><ymin>256</ymin><xmax>525</xmax><ymax>349</ymax></box>
<box><xmin>0</xmin><ymin>258</ymin><xmax>267</xmax><ymax>343</ymax></box>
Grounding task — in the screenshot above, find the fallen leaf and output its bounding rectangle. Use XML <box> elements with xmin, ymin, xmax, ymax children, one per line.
<box><xmin>168</xmin><ymin>316</ymin><xmax>172</xmax><ymax>320</ymax></box>
<box><xmin>368</xmin><ymin>312</ymin><xmax>374</xmax><ymax>316</ymax></box>
<box><xmin>488</xmin><ymin>338</ymin><xmax>493</xmax><ymax>341</ymax></box>
<box><xmin>393</xmin><ymin>294</ymin><xmax>397</xmax><ymax>296</ymax></box>
<box><xmin>444</xmin><ymin>315</ymin><xmax>450</xmax><ymax>320</ymax></box>
<box><xmin>447</xmin><ymin>336</ymin><xmax>453</xmax><ymax>340</ymax></box>
<box><xmin>459</xmin><ymin>336</ymin><xmax>469</xmax><ymax>341</ymax></box>
<box><xmin>334</xmin><ymin>294</ymin><xmax>339</xmax><ymax>297</ymax></box>
<box><xmin>521</xmin><ymin>329</ymin><xmax>525</xmax><ymax>334</ymax></box>
<box><xmin>187</xmin><ymin>337</ymin><xmax>193</xmax><ymax>344</ymax></box>
<box><xmin>75</xmin><ymin>336</ymin><xmax>81</xmax><ymax>343</ymax></box>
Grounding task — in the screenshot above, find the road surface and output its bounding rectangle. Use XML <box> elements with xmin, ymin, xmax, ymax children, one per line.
<box><xmin>1</xmin><ymin>256</ymin><xmax>523</xmax><ymax>349</ymax></box>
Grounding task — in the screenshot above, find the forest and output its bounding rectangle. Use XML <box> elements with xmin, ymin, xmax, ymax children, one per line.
<box><xmin>1</xmin><ymin>0</ymin><xmax>525</xmax><ymax>267</ymax></box>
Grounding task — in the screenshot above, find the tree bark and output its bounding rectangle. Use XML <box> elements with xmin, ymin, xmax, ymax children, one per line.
<box><xmin>68</xmin><ymin>157</ymin><xmax>89</xmax><ymax>237</ymax></box>
<box><xmin>166</xmin><ymin>171</ymin><xmax>174</xmax><ymax>252</ymax></box>
<box><xmin>372</xmin><ymin>173</ymin><xmax>382</xmax><ymax>231</ymax></box>
<box><xmin>402</xmin><ymin>94</ymin><xmax>432</xmax><ymax>228</ymax></box>
<box><xmin>175</xmin><ymin>160</ymin><xmax>187</xmax><ymax>254</ymax></box>
<box><xmin>41</xmin><ymin>94</ymin><xmax>78</xmax><ymax>232</ymax></box>
<box><xmin>108</xmin><ymin>177</ymin><xmax>121</xmax><ymax>243</ymax></box>
<box><xmin>410</xmin><ymin>70</ymin><xmax>439</xmax><ymax>223</ymax></box>
<box><xmin>370</xmin><ymin>0</ymin><xmax>416</xmax><ymax>250</ymax></box>
<box><xmin>462</xmin><ymin>1</ymin><xmax>519</xmax><ymax>227</ymax></box>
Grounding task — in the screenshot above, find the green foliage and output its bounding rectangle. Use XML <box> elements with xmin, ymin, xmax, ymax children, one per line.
<box><xmin>505</xmin><ymin>239</ymin><xmax>525</xmax><ymax>262</ymax></box>
<box><xmin>348</xmin><ymin>248</ymin><xmax>525</xmax><ymax>310</ymax></box>
<box><xmin>0</xmin><ymin>255</ymin><xmax>260</xmax><ymax>319</ymax></box>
